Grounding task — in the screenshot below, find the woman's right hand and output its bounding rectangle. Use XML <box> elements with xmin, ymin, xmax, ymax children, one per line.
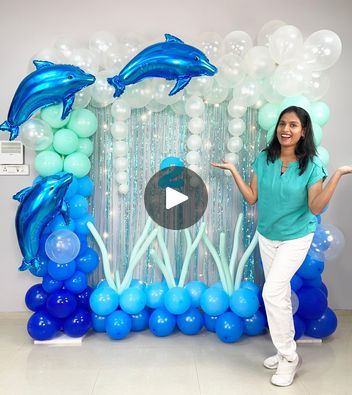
<box><xmin>210</xmin><ymin>159</ymin><xmax>236</xmax><ymax>172</ymax></box>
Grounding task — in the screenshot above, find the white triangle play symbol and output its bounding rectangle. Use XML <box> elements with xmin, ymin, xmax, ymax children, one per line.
<box><xmin>166</xmin><ymin>187</ymin><xmax>189</xmax><ymax>210</ymax></box>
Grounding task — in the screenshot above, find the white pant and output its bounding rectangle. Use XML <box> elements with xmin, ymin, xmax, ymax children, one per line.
<box><xmin>258</xmin><ymin>232</ymin><xmax>314</xmax><ymax>360</ymax></box>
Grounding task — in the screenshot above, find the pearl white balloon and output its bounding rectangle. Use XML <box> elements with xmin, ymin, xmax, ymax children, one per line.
<box><xmin>217</xmin><ymin>53</ymin><xmax>245</xmax><ymax>88</ymax></box>
<box><xmin>204</xmin><ymin>80</ymin><xmax>229</xmax><ymax>105</ymax></box>
<box><xmin>268</xmin><ymin>25</ymin><xmax>303</xmax><ymax>65</ymax></box>
<box><xmin>114</xmin><ymin>157</ymin><xmax>129</xmax><ymax>171</ymax></box>
<box><xmin>118</xmin><ymin>183</ymin><xmax>129</xmax><ymax>194</ymax></box>
<box><xmin>90</xmin><ymin>70</ymin><xmax>115</xmax><ymax>108</ymax></box>
<box><xmin>185</xmin><ymin>96</ymin><xmax>205</xmax><ymax>117</ymax></box>
<box><xmin>198</xmin><ymin>32</ymin><xmax>224</xmax><ymax>62</ymax></box>
<box><xmin>146</xmin><ymin>100</ymin><xmax>167</xmax><ymax>113</ymax></box>
<box><xmin>111</xmin><ymin>122</ymin><xmax>128</xmax><ymax>140</ymax></box>
<box><xmin>73</xmin><ymin>87</ymin><xmax>92</xmax><ymax>109</ymax></box>
<box><xmin>20</xmin><ymin>118</ymin><xmax>53</xmax><ymax>151</ymax></box>
<box><xmin>233</xmin><ymin>78</ymin><xmax>262</xmax><ymax>107</ymax></box>
<box><xmin>228</xmin><ymin>119</ymin><xmax>245</xmax><ymax>136</ymax></box>
<box><xmin>243</xmin><ymin>46</ymin><xmax>275</xmax><ymax>79</ymax></box>
<box><xmin>115</xmin><ymin>171</ymin><xmax>128</xmax><ymax>184</ymax></box>
<box><xmin>111</xmin><ymin>99</ymin><xmax>131</xmax><ymax>121</ymax></box>
<box><xmin>70</xmin><ymin>48</ymin><xmax>100</xmax><ymax>74</ymax></box>
<box><xmin>123</xmin><ymin>80</ymin><xmax>152</xmax><ymax>109</ymax></box>
<box><xmin>224</xmin><ymin>152</ymin><xmax>239</xmax><ymax>164</ymax></box>
<box><xmin>188</xmin><ymin>117</ymin><xmax>205</xmax><ymax>134</ymax></box>
<box><xmin>186</xmin><ymin>134</ymin><xmax>202</xmax><ymax>150</ymax></box>
<box><xmin>227</xmin><ymin>136</ymin><xmax>243</xmax><ymax>153</ymax></box>
<box><xmin>224</xmin><ymin>31</ymin><xmax>253</xmax><ymax>58</ymax></box>
<box><xmin>186</xmin><ymin>76</ymin><xmax>214</xmax><ymax>96</ymax></box>
<box><xmin>171</xmin><ymin>95</ymin><xmax>187</xmax><ymax>115</ymax></box>
<box><xmin>256</xmin><ymin>20</ymin><xmax>286</xmax><ymax>47</ymax></box>
<box><xmin>186</xmin><ymin>150</ymin><xmax>201</xmax><ymax>165</ymax></box>
<box><xmin>227</xmin><ymin>99</ymin><xmax>247</xmax><ymax>118</ymax></box>
<box><xmin>113</xmin><ymin>141</ymin><xmax>128</xmax><ymax>157</ymax></box>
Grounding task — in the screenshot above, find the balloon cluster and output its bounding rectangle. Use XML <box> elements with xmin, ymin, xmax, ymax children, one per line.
<box><xmin>89</xmin><ymin>279</ymin><xmax>266</xmax><ymax>342</ymax></box>
<box><xmin>25</xmin><ymin>175</ymin><xmax>99</xmax><ymax>341</ymax></box>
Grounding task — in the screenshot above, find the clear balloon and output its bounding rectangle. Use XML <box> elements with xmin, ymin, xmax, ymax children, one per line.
<box><xmin>320</xmin><ymin>224</ymin><xmax>345</xmax><ymax>261</ymax></box>
<box><xmin>233</xmin><ymin>78</ymin><xmax>261</xmax><ymax>107</ymax></box>
<box><xmin>303</xmin><ymin>71</ymin><xmax>330</xmax><ymax>101</ymax></box>
<box><xmin>186</xmin><ymin>76</ymin><xmax>214</xmax><ymax>96</ymax></box>
<box><xmin>272</xmin><ymin>63</ymin><xmax>305</xmax><ymax>97</ymax></box>
<box><xmin>114</xmin><ymin>171</ymin><xmax>128</xmax><ymax>184</ymax></box>
<box><xmin>114</xmin><ymin>157</ymin><xmax>129</xmax><ymax>171</ymax></box>
<box><xmin>204</xmin><ymin>80</ymin><xmax>228</xmax><ymax>104</ymax></box>
<box><xmin>45</xmin><ymin>229</ymin><xmax>80</xmax><ymax>264</ymax></box>
<box><xmin>54</xmin><ymin>37</ymin><xmax>78</xmax><ymax>60</ymax></box>
<box><xmin>70</xmin><ymin>48</ymin><xmax>100</xmax><ymax>74</ymax></box>
<box><xmin>197</xmin><ymin>31</ymin><xmax>224</xmax><ymax>62</ymax></box>
<box><xmin>146</xmin><ymin>100</ymin><xmax>167</xmax><ymax>113</ymax></box>
<box><xmin>123</xmin><ymin>79</ymin><xmax>153</xmax><ymax>108</ymax></box>
<box><xmin>28</xmin><ymin>49</ymin><xmax>64</xmax><ymax>72</ymax></box>
<box><xmin>113</xmin><ymin>140</ymin><xmax>128</xmax><ymax>157</ymax></box>
<box><xmin>73</xmin><ymin>87</ymin><xmax>92</xmax><ymax>109</ymax></box>
<box><xmin>185</xmin><ymin>96</ymin><xmax>205</xmax><ymax>117</ymax></box>
<box><xmin>101</xmin><ymin>44</ymin><xmax>125</xmax><ymax>73</ymax></box>
<box><xmin>217</xmin><ymin>54</ymin><xmax>244</xmax><ymax>87</ymax></box>
<box><xmin>243</xmin><ymin>46</ymin><xmax>275</xmax><ymax>79</ymax></box>
<box><xmin>261</xmin><ymin>77</ymin><xmax>285</xmax><ymax>104</ymax></box>
<box><xmin>89</xmin><ymin>31</ymin><xmax>116</xmax><ymax>59</ymax></box>
<box><xmin>150</xmin><ymin>78</ymin><xmax>181</xmax><ymax>105</ymax></box>
<box><xmin>90</xmin><ymin>70</ymin><xmax>115</xmax><ymax>108</ymax></box>
<box><xmin>227</xmin><ymin>99</ymin><xmax>247</xmax><ymax>118</ymax></box>
<box><xmin>20</xmin><ymin>118</ymin><xmax>53</xmax><ymax>151</ymax></box>
<box><xmin>111</xmin><ymin>99</ymin><xmax>131</xmax><ymax>121</ymax></box>
<box><xmin>268</xmin><ymin>25</ymin><xmax>303</xmax><ymax>64</ymax></box>
<box><xmin>223</xmin><ymin>31</ymin><xmax>252</xmax><ymax>58</ymax></box>
<box><xmin>256</xmin><ymin>20</ymin><xmax>286</xmax><ymax>47</ymax></box>
<box><xmin>118</xmin><ymin>183</ymin><xmax>129</xmax><ymax>195</ymax></box>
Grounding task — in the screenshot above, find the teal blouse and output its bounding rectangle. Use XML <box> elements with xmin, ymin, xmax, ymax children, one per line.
<box><xmin>252</xmin><ymin>151</ymin><xmax>328</xmax><ymax>241</ymax></box>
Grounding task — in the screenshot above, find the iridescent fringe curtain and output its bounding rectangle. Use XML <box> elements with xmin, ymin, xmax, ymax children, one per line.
<box><xmin>89</xmin><ymin>103</ymin><xmax>265</xmax><ymax>287</ymax></box>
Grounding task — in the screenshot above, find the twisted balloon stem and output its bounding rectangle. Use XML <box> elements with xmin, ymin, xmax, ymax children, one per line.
<box><xmin>229</xmin><ymin>213</ymin><xmax>244</xmax><ymax>282</ymax></box>
<box><xmin>219</xmin><ymin>232</ymin><xmax>233</xmax><ymax>294</ymax></box>
<box><xmin>130</xmin><ymin>217</ymin><xmax>153</xmax><ymax>263</ymax></box>
<box><xmin>157</xmin><ymin>228</ymin><xmax>176</xmax><ymax>287</ymax></box>
<box><xmin>149</xmin><ymin>248</ymin><xmax>174</xmax><ymax>288</ymax></box>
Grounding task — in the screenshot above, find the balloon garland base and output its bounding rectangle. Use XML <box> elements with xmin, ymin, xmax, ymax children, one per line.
<box><xmin>297</xmin><ymin>336</ymin><xmax>322</xmax><ymax>344</ymax></box>
<box><xmin>33</xmin><ymin>332</ymin><xmax>86</xmax><ymax>346</ymax></box>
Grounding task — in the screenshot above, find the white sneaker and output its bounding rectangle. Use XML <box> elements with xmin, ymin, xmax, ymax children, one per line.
<box><xmin>271</xmin><ymin>354</ymin><xmax>302</xmax><ymax>387</ymax></box>
<box><xmin>263</xmin><ymin>354</ymin><xmax>279</xmax><ymax>369</ymax></box>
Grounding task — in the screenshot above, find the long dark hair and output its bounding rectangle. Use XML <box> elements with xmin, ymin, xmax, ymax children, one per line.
<box><xmin>264</xmin><ymin>106</ymin><xmax>317</xmax><ymax>175</ymax></box>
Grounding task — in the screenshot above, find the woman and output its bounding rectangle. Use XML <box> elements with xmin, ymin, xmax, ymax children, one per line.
<box><xmin>210</xmin><ymin>106</ymin><xmax>352</xmax><ymax>387</ymax></box>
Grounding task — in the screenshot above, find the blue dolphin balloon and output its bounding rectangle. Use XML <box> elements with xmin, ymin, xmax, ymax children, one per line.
<box><xmin>107</xmin><ymin>34</ymin><xmax>217</xmax><ymax>97</ymax></box>
<box><xmin>13</xmin><ymin>173</ymin><xmax>73</xmax><ymax>271</ymax></box>
<box><xmin>0</xmin><ymin>61</ymin><xmax>96</xmax><ymax>140</ymax></box>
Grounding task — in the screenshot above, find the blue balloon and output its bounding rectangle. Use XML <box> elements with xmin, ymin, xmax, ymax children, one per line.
<box><xmin>120</xmin><ymin>287</ymin><xmax>147</xmax><ymax>314</ymax></box>
<box><xmin>291</xmin><ymin>274</ymin><xmax>303</xmax><ymax>292</ymax></box>
<box><xmin>106</xmin><ymin>310</ymin><xmax>132</xmax><ymax>340</ymax></box>
<box><xmin>304</xmin><ymin>307</ymin><xmax>337</xmax><ymax>338</ymax></box>
<box><xmin>67</xmin><ymin>195</ymin><xmax>88</xmax><ymax>219</ymax></box>
<box><xmin>63</xmin><ymin>307</ymin><xmax>91</xmax><ymax>337</ymax></box>
<box><xmin>64</xmin><ymin>175</ymin><xmax>78</xmax><ymax>199</ymax></box>
<box><xmin>76</xmin><ymin>176</ymin><xmax>94</xmax><ymax>197</ymax></box>
<box><xmin>200</xmin><ymin>287</ymin><xmax>229</xmax><ymax>316</ymax></box>
<box><xmin>145</xmin><ymin>281</ymin><xmax>168</xmax><ymax>309</ymax></box>
<box><xmin>176</xmin><ymin>307</ymin><xmax>203</xmax><ymax>335</ymax></box>
<box><xmin>107</xmin><ymin>34</ymin><xmax>217</xmax><ymax>97</ymax></box>
<box><xmin>77</xmin><ymin>234</ymin><xmax>88</xmax><ymax>254</ymax></box>
<box><xmin>29</xmin><ymin>253</ymin><xmax>49</xmax><ymax>277</ymax></box>
<box><xmin>13</xmin><ymin>173</ymin><xmax>73</xmax><ymax>271</ymax></box>
<box><xmin>131</xmin><ymin>307</ymin><xmax>150</xmax><ymax>332</ymax></box>
<box><xmin>76</xmin><ymin>286</ymin><xmax>92</xmax><ymax>308</ymax></box>
<box><xmin>243</xmin><ymin>310</ymin><xmax>267</xmax><ymax>336</ymax></box>
<box><xmin>42</xmin><ymin>274</ymin><xmax>63</xmax><ymax>293</ymax></box>
<box><xmin>46</xmin><ymin>289</ymin><xmax>77</xmax><ymax>319</ymax></box>
<box><xmin>25</xmin><ymin>284</ymin><xmax>48</xmax><ymax>311</ymax></box>
<box><xmin>185</xmin><ymin>281</ymin><xmax>207</xmax><ymax>307</ymax></box>
<box><xmin>240</xmin><ymin>280</ymin><xmax>260</xmax><ymax>295</ymax></box>
<box><xmin>64</xmin><ymin>270</ymin><xmax>88</xmax><ymax>294</ymax></box>
<box><xmin>0</xmin><ymin>60</ymin><xmax>95</xmax><ymax>140</ymax></box>
<box><xmin>27</xmin><ymin>311</ymin><xmax>61</xmax><ymax>340</ymax></box>
<box><xmin>74</xmin><ymin>213</ymin><xmax>95</xmax><ymax>235</ymax></box>
<box><xmin>149</xmin><ymin>308</ymin><xmax>176</xmax><ymax>337</ymax></box>
<box><xmin>75</xmin><ymin>247</ymin><xmax>99</xmax><ymax>273</ymax></box>
<box><xmin>49</xmin><ymin>214</ymin><xmax>76</xmax><ymax>233</ymax></box>
<box><xmin>47</xmin><ymin>259</ymin><xmax>76</xmax><ymax>281</ymax></box>
<box><xmin>164</xmin><ymin>286</ymin><xmax>191</xmax><ymax>315</ymax></box>
<box><xmin>91</xmin><ymin>313</ymin><xmax>106</xmax><ymax>332</ymax></box>
<box><xmin>297</xmin><ymin>255</ymin><xmax>324</xmax><ymax>280</ymax></box>
<box><xmin>210</xmin><ymin>281</ymin><xmax>224</xmax><ymax>290</ymax></box>
<box><xmin>89</xmin><ymin>285</ymin><xmax>119</xmax><ymax>316</ymax></box>
<box><xmin>303</xmin><ymin>276</ymin><xmax>323</xmax><ymax>288</ymax></box>
<box><xmin>160</xmin><ymin>156</ymin><xmax>184</xmax><ymax>169</ymax></box>
<box><xmin>229</xmin><ymin>288</ymin><xmax>259</xmax><ymax>318</ymax></box>
<box><xmin>203</xmin><ymin>314</ymin><xmax>218</xmax><ymax>332</ymax></box>
<box><xmin>215</xmin><ymin>312</ymin><xmax>243</xmax><ymax>343</ymax></box>
<box><xmin>297</xmin><ymin>286</ymin><xmax>328</xmax><ymax>320</ymax></box>
<box><xmin>130</xmin><ymin>279</ymin><xmax>146</xmax><ymax>290</ymax></box>
<box><xmin>293</xmin><ymin>314</ymin><xmax>306</xmax><ymax>340</ymax></box>
<box><xmin>320</xmin><ymin>282</ymin><xmax>328</xmax><ymax>297</ymax></box>
<box><xmin>45</xmin><ymin>229</ymin><xmax>80</xmax><ymax>264</ymax></box>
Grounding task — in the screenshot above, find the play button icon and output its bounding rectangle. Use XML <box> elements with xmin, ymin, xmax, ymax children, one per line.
<box><xmin>144</xmin><ymin>166</ymin><xmax>208</xmax><ymax>230</ymax></box>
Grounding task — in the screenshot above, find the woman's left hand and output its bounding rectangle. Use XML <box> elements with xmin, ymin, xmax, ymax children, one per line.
<box><xmin>337</xmin><ymin>166</ymin><xmax>352</xmax><ymax>176</ymax></box>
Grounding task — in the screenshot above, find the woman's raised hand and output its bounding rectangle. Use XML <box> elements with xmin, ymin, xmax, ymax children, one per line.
<box><xmin>210</xmin><ymin>159</ymin><xmax>236</xmax><ymax>172</ymax></box>
<box><xmin>337</xmin><ymin>165</ymin><xmax>352</xmax><ymax>176</ymax></box>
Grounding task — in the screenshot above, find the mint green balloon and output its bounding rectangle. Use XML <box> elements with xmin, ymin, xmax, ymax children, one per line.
<box><xmin>312</xmin><ymin>122</ymin><xmax>322</xmax><ymax>146</ymax></box>
<box><xmin>311</xmin><ymin>101</ymin><xmax>330</xmax><ymax>126</ymax></box>
<box><xmin>35</xmin><ymin>150</ymin><xmax>63</xmax><ymax>176</ymax></box>
<box><xmin>317</xmin><ymin>146</ymin><xmax>329</xmax><ymax>166</ymax></box>
<box><xmin>64</xmin><ymin>152</ymin><xmax>91</xmax><ymax>178</ymax></box>
<box><xmin>67</xmin><ymin>109</ymin><xmax>98</xmax><ymax>138</ymax></box>
<box><xmin>77</xmin><ymin>138</ymin><xmax>94</xmax><ymax>157</ymax></box>
<box><xmin>53</xmin><ymin>128</ymin><xmax>79</xmax><ymax>155</ymax></box>
<box><xmin>280</xmin><ymin>96</ymin><xmax>311</xmax><ymax>114</ymax></box>
<box><xmin>258</xmin><ymin>103</ymin><xmax>279</xmax><ymax>130</ymax></box>
<box><xmin>41</xmin><ymin>104</ymin><xmax>71</xmax><ymax>129</ymax></box>
<box><xmin>266</xmin><ymin>126</ymin><xmax>276</xmax><ymax>144</ymax></box>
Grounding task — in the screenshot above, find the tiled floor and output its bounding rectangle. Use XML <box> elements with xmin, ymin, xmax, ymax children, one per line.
<box><xmin>0</xmin><ymin>311</ymin><xmax>351</xmax><ymax>395</ymax></box>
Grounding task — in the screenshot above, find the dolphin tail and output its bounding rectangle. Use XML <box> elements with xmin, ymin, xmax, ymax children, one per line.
<box><xmin>0</xmin><ymin>121</ymin><xmax>19</xmax><ymax>140</ymax></box>
<box><xmin>18</xmin><ymin>258</ymin><xmax>39</xmax><ymax>272</ymax></box>
<box><xmin>107</xmin><ymin>76</ymin><xmax>125</xmax><ymax>98</ymax></box>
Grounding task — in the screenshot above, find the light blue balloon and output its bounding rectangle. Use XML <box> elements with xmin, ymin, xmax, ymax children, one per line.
<box><xmin>176</xmin><ymin>307</ymin><xmax>203</xmax><ymax>335</ymax></box>
<box><xmin>0</xmin><ymin>60</ymin><xmax>95</xmax><ymax>140</ymax></box>
<box><xmin>89</xmin><ymin>285</ymin><xmax>119</xmax><ymax>316</ymax></box>
<box><xmin>280</xmin><ymin>96</ymin><xmax>311</xmax><ymax>114</ymax></box>
<box><xmin>229</xmin><ymin>288</ymin><xmax>259</xmax><ymax>318</ymax></box>
<box><xmin>106</xmin><ymin>310</ymin><xmax>132</xmax><ymax>340</ymax></box>
<box><xmin>240</xmin><ymin>280</ymin><xmax>260</xmax><ymax>295</ymax></box>
<box><xmin>91</xmin><ymin>313</ymin><xmax>107</xmax><ymax>332</ymax></box>
<box><xmin>243</xmin><ymin>310</ymin><xmax>267</xmax><ymax>336</ymax></box>
<box><xmin>67</xmin><ymin>195</ymin><xmax>88</xmax><ymax>219</ymax></box>
<box><xmin>258</xmin><ymin>103</ymin><xmax>279</xmax><ymax>131</ymax></box>
<box><xmin>164</xmin><ymin>286</ymin><xmax>191</xmax><ymax>315</ymax></box>
<box><xmin>107</xmin><ymin>34</ymin><xmax>217</xmax><ymax>98</ymax></box>
<box><xmin>49</xmin><ymin>214</ymin><xmax>75</xmax><ymax>232</ymax></box>
<box><xmin>131</xmin><ymin>307</ymin><xmax>150</xmax><ymax>332</ymax></box>
<box><xmin>149</xmin><ymin>307</ymin><xmax>176</xmax><ymax>337</ymax></box>
<box><xmin>119</xmin><ymin>287</ymin><xmax>147</xmax><ymax>314</ymax></box>
<box><xmin>312</xmin><ymin>122</ymin><xmax>322</xmax><ymax>146</ymax></box>
<box><xmin>200</xmin><ymin>287</ymin><xmax>229</xmax><ymax>316</ymax></box>
<box><xmin>311</xmin><ymin>101</ymin><xmax>330</xmax><ymax>126</ymax></box>
<box><xmin>146</xmin><ymin>281</ymin><xmax>168</xmax><ymax>309</ymax></box>
<box><xmin>215</xmin><ymin>312</ymin><xmax>243</xmax><ymax>343</ymax></box>
<box><xmin>76</xmin><ymin>176</ymin><xmax>94</xmax><ymax>197</ymax></box>
<box><xmin>185</xmin><ymin>280</ymin><xmax>207</xmax><ymax>307</ymax></box>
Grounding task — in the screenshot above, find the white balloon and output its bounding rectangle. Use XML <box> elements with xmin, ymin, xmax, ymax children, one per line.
<box><xmin>188</xmin><ymin>117</ymin><xmax>205</xmax><ymax>134</ymax></box>
<box><xmin>224</xmin><ymin>31</ymin><xmax>253</xmax><ymax>58</ymax></box>
<box><xmin>243</xmin><ymin>46</ymin><xmax>275</xmax><ymax>79</ymax></box>
<box><xmin>186</xmin><ymin>151</ymin><xmax>201</xmax><ymax>165</ymax></box>
<box><xmin>113</xmin><ymin>141</ymin><xmax>128</xmax><ymax>157</ymax></box>
<box><xmin>151</xmin><ymin>79</ymin><xmax>182</xmax><ymax>105</ymax></box>
<box><xmin>227</xmin><ymin>99</ymin><xmax>247</xmax><ymax>118</ymax></box>
<box><xmin>186</xmin><ymin>76</ymin><xmax>214</xmax><ymax>96</ymax></box>
<box><xmin>269</xmin><ymin>25</ymin><xmax>303</xmax><ymax>65</ymax></box>
<box><xmin>227</xmin><ymin>136</ymin><xmax>243</xmax><ymax>153</ymax></box>
<box><xmin>224</xmin><ymin>152</ymin><xmax>239</xmax><ymax>164</ymax></box>
<box><xmin>185</xmin><ymin>96</ymin><xmax>205</xmax><ymax>117</ymax></box>
<box><xmin>70</xmin><ymin>48</ymin><xmax>100</xmax><ymax>74</ymax></box>
<box><xmin>73</xmin><ymin>87</ymin><xmax>92</xmax><ymax>109</ymax></box>
<box><xmin>115</xmin><ymin>171</ymin><xmax>128</xmax><ymax>184</ymax></box>
<box><xmin>228</xmin><ymin>118</ymin><xmax>245</xmax><ymax>136</ymax></box>
<box><xmin>186</xmin><ymin>134</ymin><xmax>202</xmax><ymax>150</ymax></box>
<box><xmin>217</xmin><ymin>53</ymin><xmax>245</xmax><ymax>87</ymax></box>
<box><xmin>111</xmin><ymin>99</ymin><xmax>131</xmax><ymax>121</ymax></box>
<box><xmin>256</xmin><ymin>20</ymin><xmax>286</xmax><ymax>47</ymax></box>
<box><xmin>146</xmin><ymin>100</ymin><xmax>167</xmax><ymax>113</ymax></box>
<box><xmin>233</xmin><ymin>78</ymin><xmax>262</xmax><ymax>107</ymax></box>
<box><xmin>198</xmin><ymin>32</ymin><xmax>224</xmax><ymax>61</ymax></box>
<box><xmin>291</xmin><ymin>291</ymin><xmax>299</xmax><ymax>315</ymax></box>
<box><xmin>111</xmin><ymin>122</ymin><xmax>128</xmax><ymax>140</ymax></box>
<box><xmin>114</xmin><ymin>157</ymin><xmax>129</xmax><ymax>171</ymax></box>
<box><xmin>303</xmin><ymin>71</ymin><xmax>330</xmax><ymax>101</ymax></box>
<box><xmin>90</xmin><ymin>70</ymin><xmax>115</xmax><ymax>108</ymax></box>
<box><xmin>118</xmin><ymin>183</ymin><xmax>129</xmax><ymax>194</ymax></box>
<box><xmin>123</xmin><ymin>80</ymin><xmax>152</xmax><ymax>109</ymax></box>
<box><xmin>204</xmin><ymin>80</ymin><xmax>229</xmax><ymax>105</ymax></box>
<box><xmin>20</xmin><ymin>118</ymin><xmax>53</xmax><ymax>151</ymax></box>
<box><xmin>171</xmin><ymin>95</ymin><xmax>187</xmax><ymax>115</ymax></box>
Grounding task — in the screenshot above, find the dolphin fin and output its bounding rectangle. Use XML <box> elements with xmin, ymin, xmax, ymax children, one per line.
<box><xmin>13</xmin><ymin>186</ymin><xmax>32</xmax><ymax>202</ymax></box>
<box><xmin>18</xmin><ymin>258</ymin><xmax>37</xmax><ymax>272</ymax></box>
<box><xmin>165</xmin><ymin>34</ymin><xmax>184</xmax><ymax>44</ymax></box>
<box><xmin>61</xmin><ymin>95</ymin><xmax>75</xmax><ymax>120</ymax></box>
<box><xmin>61</xmin><ymin>201</ymin><xmax>71</xmax><ymax>224</ymax></box>
<box><xmin>170</xmin><ymin>77</ymin><xmax>191</xmax><ymax>96</ymax></box>
<box><xmin>107</xmin><ymin>76</ymin><xmax>125</xmax><ymax>98</ymax></box>
<box><xmin>33</xmin><ymin>60</ymin><xmax>55</xmax><ymax>70</ymax></box>
<box><xmin>0</xmin><ymin>121</ymin><xmax>19</xmax><ymax>140</ymax></box>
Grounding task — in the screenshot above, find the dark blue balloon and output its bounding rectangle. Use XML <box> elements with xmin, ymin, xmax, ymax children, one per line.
<box><xmin>164</xmin><ymin>286</ymin><xmax>191</xmax><ymax>315</ymax></box>
<box><xmin>297</xmin><ymin>255</ymin><xmax>324</xmax><ymax>280</ymax></box>
<box><xmin>145</xmin><ymin>281</ymin><xmax>167</xmax><ymax>309</ymax></box>
<box><xmin>149</xmin><ymin>308</ymin><xmax>176</xmax><ymax>337</ymax></box>
<box><xmin>25</xmin><ymin>284</ymin><xmax>48</xmax><ymax>311</ymax></box>
<box><xmin>64</xmin><ymin>270</ymin><xmax>88</xmax><ymax>294</ymax></box>
<box><xmin>297</xmin><ymin>286</ymin><xmax>328</xmax><ymax>320</ymax></box>
<box><xmin>91</xmin><ymin>313</ymin><xmax>106</xmax><ymax>332</ymax></box>
<box><xmin>67</xmin><ymin>195</ymin><xmax>89</xmax><ymax>219</ymax></box>
<box><xmin>304</xmin><ymin>307</ymin><xmax>337</xmax><ymax>338</ymax></box>
<box><xmin>0</xmin><ymin>60</ymin><xmax>95</xmax><ymax>140</ymax></box>
<box><xmin>176</xmin><ymin>307</ymin><xmax>203</xmax><ymax>335</ymax></box>
<box><xmin>107</xmin><ymin>34</ymin><xmax>217</xmax><ymax>98</ymax></box>
<box><xmin>320</xmin><ymin>282</ymin><xmax>328</xmax><ymax>297</ymax></box>
<box><xmin>303</xmin><ymin>276</ymin><xmax>323</xmax><ymax>288</ymax></box>
<box><xmin>13</xmin><ymin>173</ymin><xmax>73</xmax><ymax>272</ymax></box>
<box><xmin>106</xmin><ymin>310</ymin><xmax>132</xmax><ymax>340</ymax></box>
<box><xmin>203</xmin><ymin>314</ymin><xmax>218</xmax><ymax>332</ymax></box>
<box><xmin>63</xmin><ymin>307</ymin><xmax>91</xmax><ymax>337</ymax></box>
<box><xmin>27</xmin><ymin>311</ymin><xmax>61</xmax><ymax>341</ymax></box>
<box><xmin>76</xmin><ymin>247</ymin><xmax>99</xmax><ymax>273</ymax></box>
<box><xmin>200</xmin><ymin>287</ymin><xmax>229</xmax><ymax>316</ymax></box>
<box><xmin>77</xmin><ymin>234</ymin><xmax>88</xmax><ymax>254</ymax></box>
<box><xmin>77</xmin><ymin>176</ymin><xmax>94</xmax><ymax>197</ymax></box>
<box><xmin>42</xmin><ymin>274</ymin><xmax>63</xmax><ymax>293</ymax></box>
<box><xmin>76</xmin><ymin>286</ymin><xmax>92</xmax><ymax>308</ymax></box>
<box><xmin>46</xmin><ymin>289</ymin><xmax>77</xmax><ymax>319</ymax></box>
<box><xmin>48</xmin><ymin>259</ymin><xmax>76</xmax><ymax>281</ymax></box>
<box><xmin>293</xmin><ymin>314</ymin><xmax>306</xmax><ymax>340</ymax></box>
<box><xmin>291</xmin><ymin>274</ymin><xmax>303</xmax><ymax>292</ymax></box>
<box><xmin>131</xmin><ymin>307</ymin><xmax>150</xmax><ymax>332</ymax></box>
<box><xmin>243</xmin><ymin>310</ymin><xmax>267</xmax><ymax>336</ymax></box>
<box><xmin>215</xmin><ymin>312</ymin><xmax>243</xmax><ymax>343</ymax></box>
<box><xmin>49</xmin><ymin>214</ymin><xmax>76</xmax><ymax>233</ymax></box>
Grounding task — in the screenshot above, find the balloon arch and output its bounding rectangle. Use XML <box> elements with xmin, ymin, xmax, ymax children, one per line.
<box><xmin>6</xmin><ymin>21</ymin><xmax>343</xmax><ymax>342</ymax></box>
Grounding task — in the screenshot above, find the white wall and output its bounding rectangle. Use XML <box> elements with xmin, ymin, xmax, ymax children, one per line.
<box><xmin>0</xmin><ymin>0</ymin><xmax>351</xmax><ymax>311</ymax></box>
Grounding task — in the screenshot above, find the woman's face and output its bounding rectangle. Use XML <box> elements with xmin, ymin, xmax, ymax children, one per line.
<box><xmin>276</xmin><ymin>112</ymin><xmax>305</xmax><ymax>148</ymax></box>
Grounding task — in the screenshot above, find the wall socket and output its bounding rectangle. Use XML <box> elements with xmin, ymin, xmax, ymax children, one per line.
<box><xmin>0</xmin><ymin>164</ymin><xmax>29</xmax><ymax>175</ymax></box>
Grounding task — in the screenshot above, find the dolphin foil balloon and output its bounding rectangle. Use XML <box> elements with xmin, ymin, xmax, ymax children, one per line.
<box><xmin>0</xmin><ymin>61</ymin><xmax>96</xmax><ymax>140</ymax></box>
<box><xmin>13</xmin><ymin>173</ymin><xmax>73</xmax><ymax>271</ymax></box>
<box><xmin>107</xmin><ymin>34</ymin><xmax>217</xmax><ymax>97</ymax></box>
